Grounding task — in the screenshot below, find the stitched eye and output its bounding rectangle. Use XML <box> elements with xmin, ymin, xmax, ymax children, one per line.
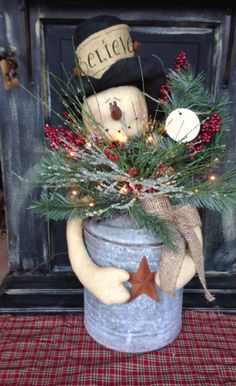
<box><xmin>128</xmin><ymin>126</ymin><xmax>131</xmax><ymax>129</ymax></box>
<box><xmin>118</xmin><ymin>130</ymin><xmax>121</xmax><ymax>133</ymax></box>
<box><xmin>105</xmin><ymin>129</ymin><xmax>109</xmax><ymax>132</ymax></box>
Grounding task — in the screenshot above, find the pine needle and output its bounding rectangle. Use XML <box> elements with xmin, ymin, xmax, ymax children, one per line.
<box><xmin>129</xmin><ymin>202</ymin><xmax>179</xmax><ymax>251</ymax></box>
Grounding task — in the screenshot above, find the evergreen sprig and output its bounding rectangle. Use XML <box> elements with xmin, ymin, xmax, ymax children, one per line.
<box><xmin>128</xmin><ymin>201</ymin><xmax>179</xmax><ymax>251</ymax></box>
<box><xmin>174</xmin><ymin>167</ymin><xmax>236</xmax><ymax>211</ymax></box>
<box><xmin>31</xmin><ymin>192</ymin><xmax>78</xmax><ymax>221</ymax></box>
<box><xmin>30</xmin><ymin>55</ymin><xmax>235</xmax><ymax>251</ymax></box>
<box><xmin>163</xmin><ymin>70</ymin><xmax>215</xmax><ymax>113</ymax></box>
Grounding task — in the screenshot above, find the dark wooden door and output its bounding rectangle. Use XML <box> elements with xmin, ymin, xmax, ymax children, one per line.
<box><xmin>0</xmin><ymin>0</ymin><xmax>235</xmax><ymax>313</ymax></box>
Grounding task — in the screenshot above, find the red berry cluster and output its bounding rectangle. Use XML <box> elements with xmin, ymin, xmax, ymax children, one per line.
<box><xmin>160</xmin><ymin>84</ymin><xmax>171</xmax><ymax>102</ymax></box>
<box><xmin>44</xmin><ymin>124</ymin><xmax>85</xmax><ymax>153</ymax></box>
<box><xmin>160</xmin><ymin>51</ymin><xmax>189</xmax><ymax>102</ymax></box>
<box><xmin>104</xmin><ymin>144</ymin><xmax>119</xmax><ymax>162</ymax></box>
<box><xmin>146</xmin><ymin>187</ymin><xmax>156</xmax><ymax>193</ymax></box>
<box><xmin>127</xmin><ymin>169</ymin><xmax>138</xmax><ymax>176</ymax></box>
<box><xmin>188</xmin><ymin>113</ymin><xmax>222</xmax><ymax>158</ymax></box>
<box><xmin>174</xmin><ymin>51</ymin><xmax>188</xmax><ymax>72</ymax></box>
<box><xmin>155</xmin><ymin>163</ymin><xmax>175</xmax><ymax>177</ymax></box>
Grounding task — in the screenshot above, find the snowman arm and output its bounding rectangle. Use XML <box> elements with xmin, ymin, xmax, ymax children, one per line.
<box><xmin>155</xmin><ymin>225</ymin><xmax>202</xmax><ymax>289</ymax></box>
<box><xmin>176</xmin><ymin>225</ymin><xmax>202</xmax><ymax>288</ymax></box>
<box><xmin>66</xmin><ymin>218</ymin><xmax>130</xmax><ymax>305</ymax></box>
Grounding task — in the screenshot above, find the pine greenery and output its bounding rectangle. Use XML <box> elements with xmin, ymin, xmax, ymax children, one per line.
<box><xmin>128</xmin><ymin>202</ymin><xmax>179</xmax><ymax>251</ymax></box>
<box><xmin>31</xmin><ymin>57</ymin><xmax>236</xmax><ymax>250</ymax></box>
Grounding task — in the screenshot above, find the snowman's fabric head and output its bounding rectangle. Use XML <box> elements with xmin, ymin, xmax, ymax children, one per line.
<box><xmin>73</xmin><ymin>15</ymin><xmax>165</xmax><ymax>101</ymax></box>
<box><xmin>82</xmin><ymin>85</ymin><xmax>148</xmax><ymax>141</ymax></box>
<box><xmin>73</xmin><ymin>15</ymin><xmax>165</xmax><ymax>140</ymax></box>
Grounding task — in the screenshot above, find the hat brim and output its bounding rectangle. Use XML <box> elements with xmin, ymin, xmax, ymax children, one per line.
<box><xmin>76</xmin><ymin>55</ymin><xmax>166</xmax><ymax>97</ymax></box>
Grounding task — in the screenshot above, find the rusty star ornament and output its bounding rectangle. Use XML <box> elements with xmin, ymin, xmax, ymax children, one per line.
<box><xmin>128</xmin><ymin>256</ymin><xmax>160</xmax><ymax>302</ymax></box>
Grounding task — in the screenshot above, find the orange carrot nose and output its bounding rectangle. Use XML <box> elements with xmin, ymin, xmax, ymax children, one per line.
<box><xmin>109</xmin><ymin>102</ymin><xmax>122</xmax><ymax>120</ymax></box>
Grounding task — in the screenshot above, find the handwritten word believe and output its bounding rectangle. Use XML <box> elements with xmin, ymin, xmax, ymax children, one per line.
<box><xmin>78</xmin><ymin>35</ymin><xmax>134</xmax><ymax>75</ymax></box>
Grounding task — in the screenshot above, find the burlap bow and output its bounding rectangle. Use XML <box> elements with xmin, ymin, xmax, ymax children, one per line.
<box><xmin>142</xmin><ymin>194</ymin><xmax>215</xmax><ymax>302</ymax></box>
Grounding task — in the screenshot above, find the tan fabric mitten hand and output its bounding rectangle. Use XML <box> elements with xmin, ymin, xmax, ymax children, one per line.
<box><xmin>66</xmin><ymin>218</ymin><xmax>130</xmax><ymax>305</ymax></box>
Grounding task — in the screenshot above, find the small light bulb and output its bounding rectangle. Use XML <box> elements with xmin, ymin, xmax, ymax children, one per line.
<box><xmin>89</xmin><ymin>202</ymin><xmax>95</xmax><ymax>207</ymax></box>
<box><xmin>208</xmin><ymin>174</ymin><xmax>217</xmax><ymax>181</ymax></box>
<box><xmin>85</xmin><ymin>142</ymin><xmax>92</xmax><ymax>149</ymax></box>
<box><xmin>113</xmin><ymin>133</ymin><xmax>127</xmax><ymax>143</ymax></box>
<box><xmin>120</xmin><ymin>184</ymin><xmax>129</xmax><ymax>194</ymax></box>
<box><xmin>71</xmin><ymin>189</ymin><xmax>78</xmax><ymax>196</ymax></box>
<box><xmin>69</xmin><ymin>150</ymin><xmax>75</xmax><ymax>157</ymax></box>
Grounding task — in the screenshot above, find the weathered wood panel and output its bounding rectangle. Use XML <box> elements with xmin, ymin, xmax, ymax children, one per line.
<box><xmin>0</xmin><ymin>0</ymin><xmax>49</xmax><ymax>271</ymax></box>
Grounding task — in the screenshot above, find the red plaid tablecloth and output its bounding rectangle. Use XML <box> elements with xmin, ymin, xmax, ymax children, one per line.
<box><xmin>0</xmin><ymin>310</ymin><xmax>235</xmax><ymax>385</ymax></box>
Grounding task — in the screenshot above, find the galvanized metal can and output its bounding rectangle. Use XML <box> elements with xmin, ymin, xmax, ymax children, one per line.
<box><xmin>83</xmin><ymin>214</ymin><xmax>183</xmax><ymax>353</ymax></box>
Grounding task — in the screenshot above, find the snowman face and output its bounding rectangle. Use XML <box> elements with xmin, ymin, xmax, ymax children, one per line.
<box><xmin>82</xmin><ymin>86</ymin><xmax>148</xmax><ymax>142</ymax></box>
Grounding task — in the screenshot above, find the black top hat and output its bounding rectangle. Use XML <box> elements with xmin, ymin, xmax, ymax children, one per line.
<box><xmin>73</xmin><ymin>15</ymin><xmax>165</xmax><ymax>106</ymax></box>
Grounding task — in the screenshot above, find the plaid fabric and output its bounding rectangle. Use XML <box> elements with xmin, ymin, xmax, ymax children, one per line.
<box><xmin>0</xmin><ymin>310</ymin><xmax>235</xmax><ymax>386</ymax></box>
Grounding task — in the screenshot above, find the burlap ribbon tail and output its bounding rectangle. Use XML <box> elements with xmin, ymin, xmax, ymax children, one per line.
<box><xmin>142</xmin><ymin>195</ymin><xmax>215</xmax><ymax>302</ymax></box>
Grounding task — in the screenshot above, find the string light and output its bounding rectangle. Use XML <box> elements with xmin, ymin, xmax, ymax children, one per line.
<box><xmin>114</xmin><ymin>133</ymin><xmax>127</xmax><ymax>143</ymax></box>
<box><xmin>85</xmin><ymin>142</ymin><xmax>92</xmax><ymax>149</ymax></box>
<box><xmin>119</xmin><ymin>184</ymin><xmax>130</xmax><ymax>194</ymax></box>
<box><xmin>69</xmin><ymin>187</ymin><xmax>80</xmax><ymax>199</ymax></box>
<box><xmin>80</xmin><ymin>195</ymin><xmax>95</xmax><ymax>207</ymax></box>
<box><xmin>71</xmin><ymin>189</ymin><xmax>79</xmax><ymax>196</ymax></box>
<box><xmin>208</xmin><ymin>174</ymin><xmax>217</xmax><ymax>181</ymax></box>
<box><xmin>68</xmin><ymin>150</ymin><xmax>75</xmax><ymax>157</ymax></box>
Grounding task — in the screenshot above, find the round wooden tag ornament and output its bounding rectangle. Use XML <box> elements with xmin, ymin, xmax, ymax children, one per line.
<box><xmin>165</xmin><ymin>108</ymin><xmax>200</xmax><ymax>142</ymax></box>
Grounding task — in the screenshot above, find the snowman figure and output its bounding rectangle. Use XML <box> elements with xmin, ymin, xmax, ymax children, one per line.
<box><xmin>66</xmin><ymin>15</ymin><xmax>202</xmax><ymax>305</ymax></box>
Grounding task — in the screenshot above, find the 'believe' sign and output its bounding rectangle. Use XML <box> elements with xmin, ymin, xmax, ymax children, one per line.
<box><xmin>76</xmin><ymin>24</ymin><xmax>134</xmax><ymax>79</ymax></box>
